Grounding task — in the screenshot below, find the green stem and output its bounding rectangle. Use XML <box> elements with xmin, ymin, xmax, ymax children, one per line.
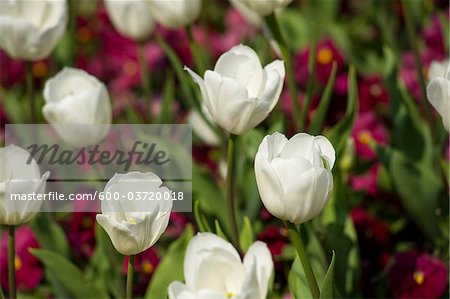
<box><xmin>299</xmin><ymin>36</ymin><xmax>317</xmax><ymax>131</ymax></box>
<box><xmin>137</xmin><ymin>43</ymin><xmax>152</xmax><ymax>121</ymax></box>
<box><xmin>186</xmin><ymin>25</ymin><xmax>207</xmax><ymax>74</ymax></box>
<box><xmin>286</xmin><ymin>222</ymin><xmax>320</xmax><ymax>299</ymax></box>
<box><xmin>26</xmin><ymin>62</ymin><xmax>36</xmax><ymax>124</ymax></box>
<box><xmin>401</xmin><ymin>0</ymin><xmax>435</xmax><ymax>128</ymax></box>
<box><xmin>264</xmin><ymin>13</ymin><xmax>300</xmax><ymax>130</ymax></box>
<box><xmin>67</xmin><ymin>0</ymin><xmax>77</xmax><ymax>66</ymax></box>
<box><xmin>126</xmin><ymin>255</ymin><xmax>135</xmax><ymax>299</ymax></box>
<box><xmin>8</xmin><ymin>226</ymin><xmax>16</xmax><ymax>299</ymax></box>
<box><xmin>226</xmin><ymin>134</ymin><xmax>241</xmax><ymax>252</ymax></box>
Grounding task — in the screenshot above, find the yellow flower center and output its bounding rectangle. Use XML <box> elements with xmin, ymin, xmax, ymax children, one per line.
<box><xmin>358</xmin><ymin>131</ymin><xmax>373</xmax><ymax>145</ymax></box>
<box><xmin>413</xmin><ymin>271</ymin><xmax>425</xmax><ymax>285</ymax></box>
<box><xmin>123</xmin><ymin>60</ymin><xmax>138</xmax><ymax>76</ymax></box>
<box><xmin>141</xmin><ymin>260</ymin><xmax>154</xmax><ymax>274</ymax></box>
<box><xmin>128</xmin><ymin>217</ymin><xmax>136</xmax><ymax>224</ymax></box>
<box><xmin>77</xmin><ymin>27</ymin><xmax>92</xmax><ymax>44</ymax></box>
<box><xmin>317</xmin><ymin>48</ymin><xmax>333</xmax><ymax>65</ymax></box>
<box><xmin>370</xmin><ymin>84</ymin><xmax>383</xmax><ymax>97</ymax></box>
<box><xmin>33</xmin><ymin>62</ymin><xmax>48</xmax><ymax>78</ymax></box>
<box><xmin>226</xmin><ymin>292</ymin><xmax>234</xmax><ymax>298</ymax></box>
<box><xmin>14</xmin><ymin>255</ymin><xmax>22</xmax><ymax>271</ymax></box>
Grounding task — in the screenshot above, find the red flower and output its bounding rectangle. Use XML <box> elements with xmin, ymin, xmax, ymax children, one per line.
<box><xmin>351</xmin><ymin>111</ymin><xmax>388</xmax><ymax>160</ymax></box>
<box><xmin>0</xmin><ymin>227</ymin><xmax>43</xmax><ymax>291</ymax></box>
<box><xmin>389</xmin><ymin>252</ymin><xmax>448</xmax><ymax>299</ymax></box>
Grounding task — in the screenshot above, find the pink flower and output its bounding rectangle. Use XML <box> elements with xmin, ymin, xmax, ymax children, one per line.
<box><xmin>350</xmin><ymin>163</ymin><xmax>381</xmax><ymax>197</ymax></box>
<box><xmin>0</xmin><ymin>50</ymin><xmax>25</xmax><ymax>88</ymax></box>
<box><xmin>352</xmin><ymin>111</ymin><xmax>388</xmax><ymax>159</ymax></box>
<box><xmin>358</xmin><ymin>76</ymin><xmax>389</xmax><ymax>112</ymax></box>
<box><xmin>0</xmin><ymin>227</ymin><xmax>43</xmax><ymax>291</ymax></box>
<box><xmin>389</xmin><ymin>252</ymin><xmax>448</xmax><ymax>299</ymax></box>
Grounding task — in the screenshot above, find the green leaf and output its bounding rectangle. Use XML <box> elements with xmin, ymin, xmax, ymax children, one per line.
<box><xmin>194</xmin><ymin>200</ymin><xmax>212</xmax><ymax>232</ymax></box>
<box><xmin>239</xmin><ymin>216</ymin><xmax>254</xmax><ymax>252</ymax></box>
<box><xmin>309</xmin><ymin>62</ymin><xmax>338</xmax><ymax>134</ymax></box>
<box><xmin>158</xmin><ymin>71</ymin><xmax>175</xmax><ymax>124</ymax></box>
<box><xmin>30</xmin><ymin>213</ymin><xmax>70</xmax><ymax>258</ymax></box>
<box><xmin>320</xmin><ymin>251</ymin><xmax>336</xmax><ymax>299</ymax></box>
<box><xmin>30</xmin><ymin>249</ymin><xmax>108</xmax><ymax>299</ymax></box>
<box><xmin>214</xmin><ymin>220</ymin><xmax>228</xmax><ymax>240</ymax></box>
<box><xmin>327</xmin><ymin>66</ymin><xmax>358</xmax><ymax>154</ymax></box>
<box><xmin>145</xmin><ymin>225</ymin><xmax>194</xmax><ymax>299</ymax></box>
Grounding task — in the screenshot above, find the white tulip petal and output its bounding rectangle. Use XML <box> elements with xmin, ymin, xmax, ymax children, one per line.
<box><xmin>426</xmin><ymin>77</ymin><xmax>450</xmax><ymax>131</ymax></box>
<box><xmin>184</xmin><ymin>233</ymin><xmax>242</xmax><ymax>292</ymax></box>
<box><xmin>257</xmin><ymin>132</ymin><xmax>288</xmax><ymax>161</ymax></box>
<box><xmin>241</xmin><ymin>241</ymin><xmax>273</xmax><ymax>299</ymax></box>
<box><xmin>313</xmin><ymin>136</ymin><xmax>336</xmax><ymax>170</ymax></box>
<box><xmin>147</xmin><ymin>0</ymin><xmax>201</xmax><ymax>28</ymax></box>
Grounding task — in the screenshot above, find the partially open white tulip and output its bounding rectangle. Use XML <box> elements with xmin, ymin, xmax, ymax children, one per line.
<box><xmin>186</xmin><ymin>45</ymin><xmax>285</xmax><ymax>135</ymax></box>
<box><xmin>428</xmin><ymin>59</ymin><xmax>449</xmax><ymax>81</ymax></box>
<box><xmin>0</xmin><ymin>145</ymin><xmax>50</xmax><ymax>226</ymax></box>
<box><xmin>0</xmin><ymin>0</ymin><xmax>68</xmax><ymax>60</ymax></box>
<box><xmin>426</xmin><ymin>63</ymin><xmax>450</xmax><ymax>132</ymax></box>
<box><xmin>146</xmin><ymin>0</ymin><xmax>201</xmax><ymax>29</ymax></box>
<box><xmin>168</xmin><ymin>233</ymin><xmax>273</xmax><ymax>299</ymax></box>
<box><xmin>104</xmin><ymin>0</ymin><xmax>155</xmax><ymax>41</ymax></box>
<box><xmin>96</xmin><ymin>172</ymin><xmax>172</xmax><ymax>256</ymax></box>
<box><xmin>254</xmin><ymin>132</ymin><xmax>335</xmax><ymax>225</ymax></box>
<box><xmin>42</xmin><ymin>67</ymin><xmax>112</xmax><ymax>147</ymax></box>
<box><xmin>232</xmin><ymin>0</ymin><xmax>293</xmax><ymax>16</ymax></box>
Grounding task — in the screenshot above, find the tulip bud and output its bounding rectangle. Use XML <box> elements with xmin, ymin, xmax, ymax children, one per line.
<box><xmin>426</xmin><ymin>64</ymin><xmax>450</xmax><ymax>132</ymax></box>
<box><xmin>186</xmin><ymin>45</ymin><xmax>285</xmax><ymax>135</ymax></box>
<box><xmin>146</xmin><ymin>0</ymin><xmax>201</xmax><ymax>29</ymax></box>
<box><xmin>96</xmin><ymin>172</ymin><xmax>172</xmax><ymax>256</ymax></box>
<box><xmin>0</xmin><ymin>0</ymin><xmax>68</xmax><ymax>61</ymax></box>
<box><xmin>0</xmin><ymin>145</ymin><xmax>50</xmax><ymax>226</ymax></box>
<box><xmin>168</xmin><ymin>232</ymin><xmax>273</xmax><ymax>299</ymax></box>
<box><xmin>254</xmin><ymin>132</ymin><xmax>335</xmax><ymax>225</ymax></box>
<box><xmin>231</xmin><ymin>0</ymin><xmax>293</xmax><ymax>17</ymax></box>
<box><xmin>104</xmin><ymin>0</ymin><xmax>155</xmax><ymax>42</ymax></box>
<box><xmin>42</xmin><ymin>67</ymin><xmax>112</xmax><ymax>147</ymax></box>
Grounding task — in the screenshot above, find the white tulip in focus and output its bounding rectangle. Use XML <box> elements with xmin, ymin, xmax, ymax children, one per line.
<box><xmin>96</xmin><ymin>172</ymin><xmax>173</xmax><ymax>256</ymax></box>
<box><xmin>0</xmin><ymin>0</ymin><xmax>68</xmax><ymax>60</ymax></box>
<box><xmin>168</xmin><ymin>232</ymin><xmax>273</xmax><ymax>299</ymax></box>
<box><xmin>254</xmin><ymin>132</ymin><xmax>335</xmax><ymax>225</ymax></box>
<box><xmin>42</xmin><ymin>67</ymin><xmax>112</xmax><ymax>147</ymax></box>
<box><xmin>426</xmin><ymin>62</ymin><xmax>450</xmax><ymax>132</ymax></box>
<box><xmin>147</xmin><ymin>0</ymin><xmax>201</xmax><ymax>29</ymax></box>
<box><xmin>232</xmin><ymin>0</ymin><xmax>293</xmax><ymax>16</ymax></box>
<box><xmin>186</xmin><ymin>45</ymin><xmax>285</xmax><ymax>135</ymax></box>
<box><xmin>0</xmin><ymin>145</ymin><xmax>50</xmax><ymax>226</ymax></box>
<box><xmin>188</xmin><ymin>105</ymin><xmax>221</xmax><ymax>146</ymax></box>
<box><xmin>104</xmin><ymin>0</ymin><xmax>155</xmax><ymax>41</ymax></box>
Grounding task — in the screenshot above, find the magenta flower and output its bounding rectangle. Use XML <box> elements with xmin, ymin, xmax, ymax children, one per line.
<box><xmin>0</xmin><ymin>227</ymin><xmax>43</xmax><ymax>291</ymax></box>
<box><xmin>358</xmin><ymin>76</ymin><xmax>389</xmax><ymax>112</ymax></box>
<box><xmin>350</xmin><ymin>163</ymin><xmax>381</xmax><ymax>197</ymax></box>
<box><xmin>389</xmin><ymin>252</ymin><xmax>448</xmax><ymax>299</ymax></box>
<box><xmin>352</xmin><ymin>111</ymin><xmax>389</xmax><ymax>160</ymax></box>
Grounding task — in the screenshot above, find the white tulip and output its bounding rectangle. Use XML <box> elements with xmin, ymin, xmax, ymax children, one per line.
<box><xmin>254</xmin><ymin>132</ymin><xmax>335</xmax><ymax>225</ymax></box>
<box><xmin>168</xmin><ymin>233</ymin><xmax>273</xmax><ymax>299</ymax></box>
<box><xmin>146</xmin><ymin>0</ymin><xmax>201</xmax><ymax>29</ymax></box>
<box><xmin>229</xmin><ymin>0</ymin><xmax>262</xmax><ymax>27</ymax></box>
<box><xmin>428</xmin><ymin>59</ymin><xmax>449</xmax><ymax>81</ymax></box>
<box><xmin>186</xmin><ymin>45</ymin><xmax>285</xmax><ymax>135</ymax></box>
<box><xmin>0</xmin><ymin>0</ymin><xmax>68</xmax><ymax>61</ymax></box>
<box><xmin>232</xmin><ymin>0</ymin><xmax>293</xmax><ymax>16</ymax></box>
<box><xmin>426</xmin><ymin>63</ymin><xmax>450</xmax><ymax>132</ymax></box>
<box><xmin>104</xmin><ymin>0</ymin><xmax>155</xmax><ymax>41</ymax></box>
<box><xmin>0</xmin><ymin>145</ymin><xmax>50</xmax><ymax>226</ymax></box>
<box><xmin>96</xmin><ymin>172</ymin><xmax>172</xmax><ymax>256</ymax></box>
<box><xmin>42</xmin><ymin>67</ymin><xmax>112</xmax><ymax>147</ymax></box>
<box><xmin>188</xmin><ymin>105</ymin><xmax>221</xmax><ymax>146</ymax></box>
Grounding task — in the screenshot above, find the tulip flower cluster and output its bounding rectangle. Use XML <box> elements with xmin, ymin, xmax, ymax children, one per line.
<box><xmin>0</xmin><ymin>1</ymin><xmax>448</xmax><ymax>299</ymax></box>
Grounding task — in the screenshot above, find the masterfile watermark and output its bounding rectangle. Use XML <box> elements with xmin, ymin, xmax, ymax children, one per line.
<box><xmin>4</xmin><ymin>124</ymin><xmax>192</xmax><ymax>213</ymax></box>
